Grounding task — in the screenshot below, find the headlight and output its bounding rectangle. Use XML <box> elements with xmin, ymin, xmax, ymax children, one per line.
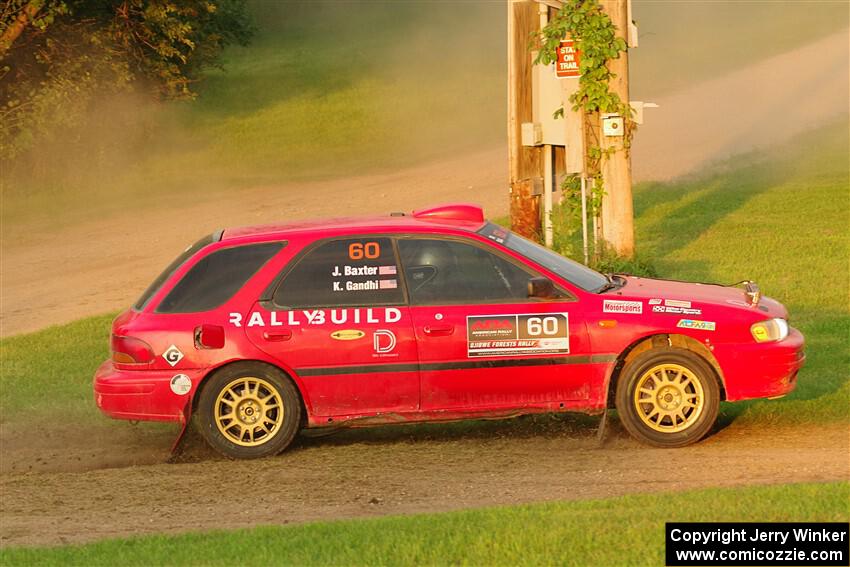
<box><xmin>750</xmin><ymin>318</ymin><xmax>789</xmax><ymax>343</ymax></box>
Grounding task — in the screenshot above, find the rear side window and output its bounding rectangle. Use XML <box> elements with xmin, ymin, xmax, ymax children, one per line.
<box><xmin>273</xmin><ymin>237</ymin><xmax>403</xmax><ymax>308</ymax></box>
<box><xmin>134</xmin><ymin>232</ymin><xmax>220</xmax><ymax>310</ymax></box>
<box><xmin>156</xmin><ymin>242</ymin><xmax>284</xmax><ymax>313</ymax></box>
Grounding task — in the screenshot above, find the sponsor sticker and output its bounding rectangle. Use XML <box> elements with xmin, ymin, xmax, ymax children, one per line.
<box><xmin>665</xmin><ymin>299</ymin><xmax>692</xmax><ymax>308</ymax></box>
<box><xmin>652</xmin><ymin>305</ymin><xmax>702</xmax><ymax>316</ymax></box>
<box><xmin>229</xmin><ymin>307</ymin><xmax>403</xmax><ymax>328</ymax></box>
<box><xmin>648</xmin><ymin>298</ymin><xmax>662</xmax><ymax>305</ymax></box>
<box><xmin>373</xmin><ymin>329</ymin><xmax>397</xmax><ymax>356</ymax></box>
<box><xmin>467</xmin><ymin>313</ymin><xmax>569</xmax><ymax>357</ymax></box>
<box><xmin>677</xmin><ymin>319</ymin><xmax>716</xmax><ymax>331</ymax></box>
<box><xmin>603</xmin><ymin>300</ymin><xmax>643</xmax><ymax>314</ymax></box>
<box><xmin>330</xmin><ymin>329</ymin><xmax>366</xmax><ymax>341</ymax></box>
<box><xmin>162</xmin><ymin>345</ymin><xmax>184</xmax><ymax>367</ymax></box>
<box><xmin>169</xmin><ymin>374</ymin><xmax>192</xmax><ymax>395</ymax></box>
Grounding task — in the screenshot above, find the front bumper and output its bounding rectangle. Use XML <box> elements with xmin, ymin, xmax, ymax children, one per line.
<box><xmin>93</xmin><ymin>360</ymin><xmax>203</xmax><ymax>422</ymax></box>
<box><xmin>715</xmin><ymin>327</ymin><xmax>806</xmax><ymax>401</ymax></box>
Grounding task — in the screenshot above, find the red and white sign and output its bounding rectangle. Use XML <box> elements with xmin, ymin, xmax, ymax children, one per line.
<box><xmin>556</xmin><ymin>39</ymin><xmax>581</xmax><ymax>78</ymax></box>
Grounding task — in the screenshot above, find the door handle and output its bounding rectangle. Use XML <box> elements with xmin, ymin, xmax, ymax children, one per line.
<box><xmin>263</xmin><ymin>330</ymin><xmax>292</xmax><ymax>342</ymax></box>
<box><xmin>423</xmin><ymin>324</ymin><xmax>454</xmax><ymax>337</ymax></box>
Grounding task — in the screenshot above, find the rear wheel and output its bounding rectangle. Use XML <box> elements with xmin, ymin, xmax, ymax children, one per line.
<box><xmin>197</xmin><ymin>362</ymin><xmax>301</xmax><ymax>459</ymax></box>
<box><xmin>615</xmin><ymin>348</ymin><xmax>719</xmax><ymax>447</ymax></box>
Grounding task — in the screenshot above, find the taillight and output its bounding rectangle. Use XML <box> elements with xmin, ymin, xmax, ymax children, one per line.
<box><xmin>111</xmin><ymin>335</ymin><xmax>155</xmax><ymax>364</ymax></box>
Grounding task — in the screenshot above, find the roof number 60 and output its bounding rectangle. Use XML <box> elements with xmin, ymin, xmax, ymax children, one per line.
<box><xmin>349</xmin><ymin>242</ymin><xmax>380</xmax><ymax>260</ymax></box>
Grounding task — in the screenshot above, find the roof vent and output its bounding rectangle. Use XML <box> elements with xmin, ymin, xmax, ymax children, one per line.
<box><xmin>389</xmin><ymin>212</ymin><xmax>406</xmax><ymax>217</ymax></box>
<box><xmin>411</xmin><ymin>203</ymin><xmax>485</xmax><ymax>223</ymax></box>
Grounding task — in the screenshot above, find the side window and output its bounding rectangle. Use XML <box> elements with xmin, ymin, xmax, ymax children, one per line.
<box><xmin>273</xmin><ymin>237</ymin><xmax>403</xmax><ymax>308</ymax></box>
<box><xmin>156</xmin><ymin>242</ymin><xmax>283</xmax><ymax>313</ymax></box>
<box><xmin>398</xmin><ymin>238</ymin><xmax>532</xmax><ymax>305</ymax></box>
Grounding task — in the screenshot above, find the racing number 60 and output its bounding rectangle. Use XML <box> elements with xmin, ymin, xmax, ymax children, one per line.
<box><xmin>526</xmin><ymin>316</ymin><xmax>559</xmax><ymax>336</ymax></box>
<box><xmin>349</xmin><ymin>242</ymin><xmax>380</xmax><ymax>260</ymax></box>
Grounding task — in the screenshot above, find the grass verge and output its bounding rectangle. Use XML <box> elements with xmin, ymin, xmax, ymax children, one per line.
<box><xmin>1</xmin><ymin>482</ymin><xmax>846</xmax><ymax>564</ymax></box>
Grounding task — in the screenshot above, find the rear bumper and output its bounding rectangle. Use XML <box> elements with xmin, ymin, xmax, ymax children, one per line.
<box><xmin>715</xmin><ymin>327</ymin><xmax>806</xmax><ymax>401</ymax></box>
<box><xmin>93</xmin><ymin>360</ymin><xmax>203</xmax><ymax>422</ymax></box>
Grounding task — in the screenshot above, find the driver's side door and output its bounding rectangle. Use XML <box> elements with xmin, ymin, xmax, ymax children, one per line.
<box><xmin>399</xmin><ymin>236</ymin><xmax>592</xmax><ymax>411</ymax></box>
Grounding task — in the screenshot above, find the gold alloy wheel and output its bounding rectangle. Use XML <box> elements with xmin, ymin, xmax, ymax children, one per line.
<box><xmin>633</xmin><ymin>363</ymin><xmax>704</xmax><ymax>433</ymax></box>
<box><xmin>214</xmin><ymin>377</ymin><xmax>284</xmax><ymax>446</ymax></box>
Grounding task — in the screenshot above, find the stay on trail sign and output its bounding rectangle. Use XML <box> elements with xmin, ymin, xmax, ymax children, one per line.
<box><xmin>556</xmin><ymin>40</ymin><xmax>581</xmax><ymax>78</ymax></box>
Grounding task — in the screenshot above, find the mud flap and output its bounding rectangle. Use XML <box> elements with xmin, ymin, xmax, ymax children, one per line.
<box><xmin>596</xmin><ymin>408</ymin><xmax>608</xmax><ymax>447</ymax></box>
<box><xmin>167</xmin><ymin>397</ymin><xmax>193</xmax><ymax>461</ymax></box>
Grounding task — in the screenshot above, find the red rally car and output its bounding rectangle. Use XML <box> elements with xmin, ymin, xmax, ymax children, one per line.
<box><xmin>94</xmin><ymin>203</ymin><xmax>805</xmax><ymax>458</ymax></box>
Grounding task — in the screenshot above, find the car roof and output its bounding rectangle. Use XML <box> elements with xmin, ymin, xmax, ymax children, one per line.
<box><xmin>221</xmin><ymin>203</ymin><xmax>488</xmax><ymax>241</ymax></box>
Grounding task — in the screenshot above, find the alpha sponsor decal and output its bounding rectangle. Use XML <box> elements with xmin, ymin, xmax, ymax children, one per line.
<box><xmin>603</xmin><ymin>300</ymin><xmax>642</xmax><ymax>314</ymax></box>
<box><xmin>330</xmin><ymin>329</ymin><xmax>366</xmax><ymax>341</ymax></box>
<box><xmin>373</xmin><ymin>329</ymin><xmax>397</xmax><ymax>357</ymax></box>
<box><xmin>229</xmin><ymin>307</ymin><xmax>403</xmax><ymax>328</ymax></box>
<box><xmin>169</xmin><ymin>374</ymin><xmax>192</xmax><ymax>395</ymax></box>
<box><xmin>648</xmin><ymin>298</ymin><xmax>662</xmax><ymax>305</ymax></box>
<box><xmin>162</xmin><ymin>344</ymin><xmax>184</xmax><ymax>367</ymax></box>
<box><xmin>467</xmin><ymin>313</ymin><xmax>569</xmax><ymax>357</ymax></box>
<box><xmin>677</xmin><ymin>319</ymin><xmax>716</xmax><ymax>331</ymax></box>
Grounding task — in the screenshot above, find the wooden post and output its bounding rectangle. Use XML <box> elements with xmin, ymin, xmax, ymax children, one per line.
<box><xmin>507</xmin><ymin>0</ymin><xmax>542</xmax><ymax>239</ymax></box>
<box><xmin>599</xmin><ymin>0</ymin><xmax>635</xmax><ymax>258</ymax></box>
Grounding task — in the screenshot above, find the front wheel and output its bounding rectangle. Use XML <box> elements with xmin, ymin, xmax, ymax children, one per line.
<box><xmin>197</xmin><ymin>362</ymin><xmax>302</xmax><ymax>459</ymax></box>
<box><xmin>615</xmin><ymin>348</ymin><xmax>720</xmax><ymax>447</ymax></box>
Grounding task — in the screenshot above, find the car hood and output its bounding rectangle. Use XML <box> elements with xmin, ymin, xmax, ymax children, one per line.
<box><xmin>611</xmin><ymin>276</ymin><xmax>788</xmax><ymax>319</ymax></box>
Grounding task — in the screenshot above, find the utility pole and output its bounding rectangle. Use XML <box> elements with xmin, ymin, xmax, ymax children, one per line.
<box><xmin>599</xmin><ymin>0</ymin><xmax>635</xmax><ymax>258</ymax></box>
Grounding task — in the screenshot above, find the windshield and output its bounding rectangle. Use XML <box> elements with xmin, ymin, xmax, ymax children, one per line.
<box><xmin>477</xmin><ymin>223</ymin><xmax>608</xmax><ymax>292</ymax></box>
<box><xmin>133</xmin><ymin>231</ymin><xmax>220</xmax><ymax>310</ymax></box>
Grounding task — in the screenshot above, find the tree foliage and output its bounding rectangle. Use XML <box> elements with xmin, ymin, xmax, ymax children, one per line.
<box><xmin>0</xmin><ymin>0</ymin><xmax>254</xmax><ymax>158</ymax></box>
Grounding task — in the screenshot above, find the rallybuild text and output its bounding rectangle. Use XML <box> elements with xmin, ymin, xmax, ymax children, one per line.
<box><xmin>666</xmin><ymin>522</ymin><xmax>849</xmax><ymax>566</ymax></box>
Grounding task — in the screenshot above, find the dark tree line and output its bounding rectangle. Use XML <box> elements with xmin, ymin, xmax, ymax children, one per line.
<box><xmin>0</xmin><ymin>0</ymin><xmax>254</xmax><ymax>157</ymax></box>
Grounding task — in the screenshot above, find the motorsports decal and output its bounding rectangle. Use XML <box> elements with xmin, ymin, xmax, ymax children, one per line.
<box><xmin>603</xmin><ymin>300</ymin><xmax>642</xmax><ymax>314</ymax></box>
<box><xmin>229</xmin><ymin>307</ymin><xmax>403</xmax><ymax>327</ymax></box>
<box><xmin>467</xmin><ymin>313</ymin><xmax>569</xmax><ymax>358</ymax></box>
<box><xmin>649</xmin><ymin>298</ymin><xmax>702</xmax><ymax>315</ymax></box>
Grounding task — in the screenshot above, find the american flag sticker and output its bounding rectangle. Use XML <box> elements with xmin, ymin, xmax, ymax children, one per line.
<box><xmin>379</xmin><ymin>265</ymin><xmax>397</xmax><ymax>275</ymax></box>
<box><xmin>379</xmin><ymin>279</ymin><xmax>398</xmax><ymax>289</ymax></box>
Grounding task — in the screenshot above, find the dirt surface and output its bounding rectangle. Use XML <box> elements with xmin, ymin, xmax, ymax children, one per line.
<box><xmin>631</xmin><ymin>28</ymin><xmax>849</xmax><ymax>181</ymax></box>
<box><xmin>2</xmin><ymin>29</ymin><xmax>848</xmax><ymax>338</ymax></box>
<box><xmin>0</xmin><ymin>418</ymin><xmax>847</xmax><ymax>547</ymax></box>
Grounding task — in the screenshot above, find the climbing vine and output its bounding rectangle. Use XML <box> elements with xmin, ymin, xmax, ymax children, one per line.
<box><xmin>532</xmin><ymin>0</ymin><xmax>633</xmax><ymax>255</ymax></box>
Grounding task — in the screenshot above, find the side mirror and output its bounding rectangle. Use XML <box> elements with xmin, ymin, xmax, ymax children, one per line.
<box><xmin>528</xmin><ymin>277</ymin><xmax>555</xmax><ymax>299</ymax></box>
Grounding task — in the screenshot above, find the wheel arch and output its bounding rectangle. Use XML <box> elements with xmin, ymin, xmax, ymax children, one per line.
<box><xmin>190</xmin><ymin>359</ymin><xmax>309</xmax><ymax>425</ymax></box>
<box><xmin>605</xmin><ymin>333</ymin><xmax>726</xmax><ymax>408</ymax></box>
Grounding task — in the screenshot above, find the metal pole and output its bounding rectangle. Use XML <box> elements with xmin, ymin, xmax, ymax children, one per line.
<box><xmin>581</xmin><ymin>175</ymin><xmax>589</xmax><ymax>265</ymax></box>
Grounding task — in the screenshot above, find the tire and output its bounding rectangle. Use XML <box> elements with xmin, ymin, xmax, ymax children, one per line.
<box><xmin>615</xmin><ymin>347</ymin><xmax>720</xmax><ymax>448</ymax></box>
<box><xmin>196</xmin><ymin>362</ymin><xmax>302</xmax><ymax>459</ymax></box>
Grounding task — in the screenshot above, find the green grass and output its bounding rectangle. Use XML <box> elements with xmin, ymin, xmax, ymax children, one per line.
<box><xmin>630</xmin><ymin>2</ymin><xmax>848</xmax><ymax>98</ymax></box>
<box><xmin>4</xmin><ymin>2</ymin><xmax>846</xmax><ymax>227</ymax></box>
<box><xmin>630</xmin><ymin>122</ymin><xmax>850</xmax><ymax>423</ymax></box>
<box><xmin>1</xmin><ymin>482</ymin><xmax>846</xmax><ymax>564</ymax></box>
<box><xmin>0</xmin><ymin>314</ymin><xmax>115</xmax><ymax>424</ymax></box>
